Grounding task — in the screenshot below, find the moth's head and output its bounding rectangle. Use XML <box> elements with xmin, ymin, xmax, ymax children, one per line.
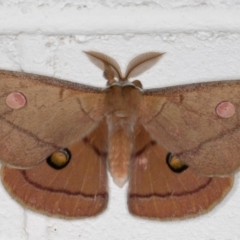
<box><xmin>104</xmin><ymin>64</ymin><xmax>143</xmax><ymax>90</ymax></box>
<box><xmin>106</xmin><ymin>79</ymin><xmax>143</xmax><ymax>91</ymax></box>
<box><xmin>84</xmin><ymin>51</ymin><xmax>165</xmax><ymax>89</ymax></box>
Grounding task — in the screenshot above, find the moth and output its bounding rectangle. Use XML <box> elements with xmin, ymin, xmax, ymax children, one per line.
<box><xmin>0</xmin><ymin>51</ymin><xmax>237</xmax><ymax>220</ymax></box>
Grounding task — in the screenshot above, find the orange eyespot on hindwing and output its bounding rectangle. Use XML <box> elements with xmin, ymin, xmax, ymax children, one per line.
<box><xmin>6</xmin><ymin>92</ymin><xmax>27</xmax><ymax>109</ymax></box>
<box><xmin>215</xmin><ymin>101</ymin><xmax>235</xmax><ymax>118</ymax></box>
<box><xmin>47</xmin><ymin>149</ymin><xmax>71</xmax><ymax>170</ymax></box>
<box><xmin>166</xmin><ymin>153</ymin><xmax>188</xmax><ymax>173</ymax></box>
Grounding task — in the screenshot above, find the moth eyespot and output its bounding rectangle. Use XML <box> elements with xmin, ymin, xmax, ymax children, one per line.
<box><xmin>6</xmin><ymin>92</ymin><xmax>27</xmax><ymax>109</ymax></box>
<box><xmin>132</xmin><ymin>80</ymin><xmax>142</xmax><ymax>89</ymax></box>
<box><xmin>166</xmin><ymin>153</ymin><xmax>188</xmax><ymax>173</ymax></box>
<box><xmin>216</xmin><ymin>101</ymin><xmax>235</xmax><ymax>118</ymax></box>
<box><xmin>47</xmin><ymin>149</ymin><xmax>71</xmax><ymax>170</ymax></box>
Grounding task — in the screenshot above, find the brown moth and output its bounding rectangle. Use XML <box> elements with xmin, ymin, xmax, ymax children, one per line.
<box><xmin>0</xmin><ymin>51</ymin><xmax>237</xmax><ymax>220</ymax></box>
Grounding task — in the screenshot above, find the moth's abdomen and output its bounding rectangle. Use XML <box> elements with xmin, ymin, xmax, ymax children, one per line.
<box><xmin>107</xmin><ymin>117</ymin><xmax>134</xmax><ymax>187</ymax></box>
<box><xmin>108</xmin><ymin>124</ymin><xmax>133</xmax><ymax>187</ymax></box>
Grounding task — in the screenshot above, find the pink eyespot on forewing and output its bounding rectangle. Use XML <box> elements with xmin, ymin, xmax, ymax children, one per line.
<box><xmin>6</xmin><ymin>92</ymin><xmax>27</xmax><ymax>109</ymax></box>
<box><xmin>216</xmin><ymin>101</ymin><xmax>235</xmax><ymax>118</ymax></box>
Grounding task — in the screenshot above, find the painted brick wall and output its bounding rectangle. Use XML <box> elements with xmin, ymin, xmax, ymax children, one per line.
<box><xmin>0</xmin><ymin>1</ymin><xmax>240</xmax><ymax>239</ymax></box>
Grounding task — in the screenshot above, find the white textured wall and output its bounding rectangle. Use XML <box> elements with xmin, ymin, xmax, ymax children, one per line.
<box><xmin>0</xmin><ymin>1</ymin><xmax>240</xmax><ymax>239</ymax></box>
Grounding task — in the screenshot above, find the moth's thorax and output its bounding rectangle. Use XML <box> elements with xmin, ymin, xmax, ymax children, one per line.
<box><xmin>104</xmin><ymin>85</ymin><xmax>142</xmax><ymax>187</ymax></box>
<box><xmin>105</xmin><ymin>84</ymin><xmax>142</xmax><ymax>119</ymax></box>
